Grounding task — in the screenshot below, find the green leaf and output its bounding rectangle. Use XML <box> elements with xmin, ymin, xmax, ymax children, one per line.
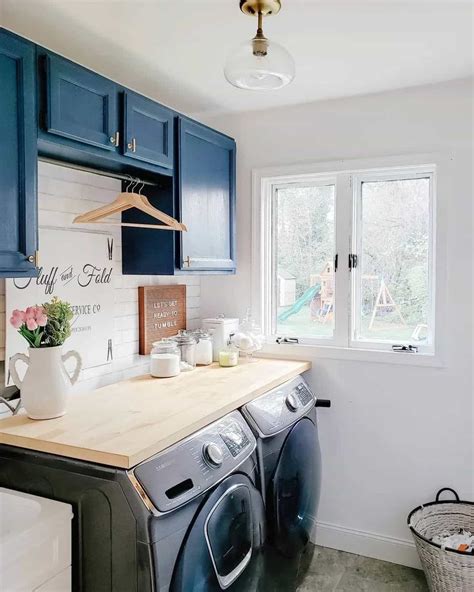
<box><xmin>42</xmin><ymin>297</ymin><xmax>74</xmax><ymax>347</ymax></box>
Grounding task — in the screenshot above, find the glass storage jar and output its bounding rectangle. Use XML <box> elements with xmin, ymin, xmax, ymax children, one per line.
<box><xmin>150</xmin><ymin>340</ymin><xmax>181</xmax><ymax>378</ymax></box>
<box><xmin>193</xmin><ymin>330</ymin><xmax>213</xmax><ymax>366</ymax></box>
<box><xmin>218</xmin><ymin>343</ymin><xmax>239</xmax><ymax>368</ymax></box>
<box><xmin>171</xmin><ymin>330</ymin><xmax>197</xmax><ymax>371</ymax></box>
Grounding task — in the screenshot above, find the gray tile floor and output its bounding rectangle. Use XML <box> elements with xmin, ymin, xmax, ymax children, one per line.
<box><xmin>296</xmin><ymin>546</ymin><xmax>429</xmax><ymax>592</ymax></box>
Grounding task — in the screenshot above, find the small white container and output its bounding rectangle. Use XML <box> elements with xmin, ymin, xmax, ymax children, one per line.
<box><xmin>150</xmin><ymin>341</ymin><xmax>181</xmax><ymax>378</ymax></box>
<box><xmin>0</xmin><ymin>488</ymin><xmax>73</xmax><ymax>592</ymax></box>
<box><xmin>202</xmin><ymin>316</ymin><xmax>240</xmax><ymax>362</ymax></box>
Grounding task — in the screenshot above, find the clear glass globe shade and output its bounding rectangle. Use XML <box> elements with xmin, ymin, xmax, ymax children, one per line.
<box><xmin>224</xmin><ymin>37</ymin><xmax>295</xmax><ymax>90</ymax></box>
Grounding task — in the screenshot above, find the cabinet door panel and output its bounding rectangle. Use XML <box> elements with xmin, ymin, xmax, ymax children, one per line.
<box><xmin>178</xmin><ymin>120</ymin><xmax>236</xmax><ymax>272</ymax></box>
<box><xmin>124</xmin><ymin>92</ymin><xmax>173</xmax><ymax>168</ymax></box>
<box><xmin>46</xmin><ymin>54</ymin><xmax>118</xmax><ymax>151</ymax></box>
<box><xmin>0</xmin><ymin>31</ymin><xmax>37</xmax><ymax>277</ymax></box>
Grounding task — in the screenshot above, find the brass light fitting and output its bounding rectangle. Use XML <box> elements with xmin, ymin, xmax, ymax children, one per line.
<box><xmin>224</xmin><ymin>0</ymin><xmax>294</xmax><ymax>91</ymax></box>
<box><xmin>239</xmin><ymin>0</ymin><xmax>281</xmax><ymax>17</ymax></box>
<box><xmin>240</xmin><ymin>0</ymin><xmax>280</xmax><ymax>57</ymax></box>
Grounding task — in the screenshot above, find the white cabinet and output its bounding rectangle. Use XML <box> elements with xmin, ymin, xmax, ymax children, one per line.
<box><xmin>34</xmin><ymin>567</ymin><xmax>72</xmax><ymax>592</ymax></box>
<box><xmin>0</xmin><ymin>488</ymin><xmax>73</xmax><ymax>592</ymax></box>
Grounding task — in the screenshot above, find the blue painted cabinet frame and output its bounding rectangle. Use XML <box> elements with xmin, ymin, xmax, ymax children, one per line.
<box><xmin>0</xmin><ymin>28</ymin><xmax>237</xmax><ymax>278</ymax></box>
<box><xmin>45</xmin><ymin>54</ymin><xmax>119</xmax><ymax>152</ymax></box>
<box><xmin>0</xmin><ymin>30</ymin><xmax>38</xmax><ymax>278</ymax></box>
<box><xmin>177</xmin><ymin>118</ymin><xmax>236</xmax><ymax>272</ymax></box>
<box><xmin>124</xmin><ymin>91</ymin><xmax>174</xmax><ymax>169</ymax></box>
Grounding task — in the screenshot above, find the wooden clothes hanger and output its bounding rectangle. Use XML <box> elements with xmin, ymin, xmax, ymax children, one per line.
<box><xmin>73</xmin><ymin>178</ymin><xmax>187</xmax><ymax>232</ymax></box>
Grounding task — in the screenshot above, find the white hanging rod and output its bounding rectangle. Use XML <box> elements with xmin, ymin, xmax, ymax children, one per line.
<box><xmin>38</xmin><ymin>157</ymin><xmax>158</xmax><ymax>187</ymax></box>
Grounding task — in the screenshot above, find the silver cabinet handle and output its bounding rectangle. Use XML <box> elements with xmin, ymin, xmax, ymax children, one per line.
<box><xmin>127</xmin><ymin>138</ymin><xmax>137</xmax><ymax>153</ymax></box>
<box><xmin>109</xmin><ymin>131</ymin><xmax>120</xmax><ymax>145</ymax></box>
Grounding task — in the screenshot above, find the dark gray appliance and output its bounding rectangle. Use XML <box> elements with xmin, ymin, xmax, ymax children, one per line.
<box><xmin>0</xmin><ymin>410</ymin><xmax>266</xmax><ymax>592</ymax></box>
<box><xmin>242</xmin><ymin>376</ymin><xmax>323</xmax><ymax>559</ymax></box>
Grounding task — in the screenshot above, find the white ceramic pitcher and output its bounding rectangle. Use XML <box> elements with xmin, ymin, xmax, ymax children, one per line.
<box><xmin>9</xmin><ymin>346</ymin><xmax>82</xmax><ymax>420</ymax></box>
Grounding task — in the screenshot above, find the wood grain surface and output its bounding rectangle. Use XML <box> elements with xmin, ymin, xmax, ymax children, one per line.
<box><xmin>0</xmin><ymin>358</ymin><xmax>311</xmax><ymax>468</ymax></box>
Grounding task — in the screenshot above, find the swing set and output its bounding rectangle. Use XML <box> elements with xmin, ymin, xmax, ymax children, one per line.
<box><xmin>368</xmin><ymin>278</ymin><xmax>405</xmax><ymax>329</ymax></box>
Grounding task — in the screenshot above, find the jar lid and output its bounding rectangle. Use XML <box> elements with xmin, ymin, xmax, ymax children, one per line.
<box><xmin>202</xmin><ymin>317</ymin><xmax>239</xmax><ymax>325</ymax></box>
<box><xmin>171</xmin><ymin>330</ymin><xmax>197</xmax><ymax>345</ymax></box>
<box><xmin>192</xmin><ymin>329</ymin><xmax>211</xmax><ymax>339</ymax></box>
<box><xmin>151</xmin><ymin>338</ymin><xmax>179</xmax><ymax>351</ymax></box>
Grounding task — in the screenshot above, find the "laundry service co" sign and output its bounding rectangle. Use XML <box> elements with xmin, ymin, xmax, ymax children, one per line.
<box><xmin>6</xmin><ymin>228</ymin><xmax>115</xmax><ymax>385</ymax></box>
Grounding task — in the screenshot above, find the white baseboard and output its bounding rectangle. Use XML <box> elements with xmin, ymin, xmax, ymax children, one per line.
<box><xmin>312</xmin><ymin>521</ymin><xmax>422</xmax><ymax>570</ymax></box>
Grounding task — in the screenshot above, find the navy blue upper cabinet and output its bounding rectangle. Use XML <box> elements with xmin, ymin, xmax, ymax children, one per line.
<box><xmin>124</xmin><ymin>92</ymin><xmax>173</xmax><ymax>169</ymax></box>
<box><xmin>178</xmin><ymin>119</ymin><xmax>236</xmax><ymax>272</ymax></box>
<box><xmin>45</xmin><ymin>54</ymin><xmax>119</xmax><ymax>151</ymax></box>
<box><xmin>0</xmin><ymin>30</ymin><xmax>38</xmax><ymax>278</ymax></box>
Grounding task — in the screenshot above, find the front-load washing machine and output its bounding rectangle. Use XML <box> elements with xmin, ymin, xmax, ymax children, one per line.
<box><xmin>0</xmin><ymin>410</ymin><xmax>265</xmax><ymax>592</ymax></box>
<box><xmin>130</xmin><ymin>410</ymin><xmax>266</xmax><ymax>592</ymax></box>
<box><xmin>242</xmin><ymin>376</ymin><xmax>327</xmax><ymax>560</ymax></box>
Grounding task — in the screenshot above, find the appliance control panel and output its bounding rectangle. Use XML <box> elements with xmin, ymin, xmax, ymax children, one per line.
<box><xmin>242</xmin><ymin>375</ymin><xmax>315</xmax><ymax>437</ymax></box>
<box><xmin>132</xmin><ymin>411</ymin><xmax>256</xmax><ymax>513</ymax></box>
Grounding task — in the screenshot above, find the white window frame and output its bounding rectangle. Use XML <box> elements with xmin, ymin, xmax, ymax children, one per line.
<box><xmin>251</xmin><ymin>153</ymin><xmax>450</xmax><ymax>367</ymax></box>
<box><xmin>267</xmin><ymin>175</ymin><xmax>339</xmax><ymax>346</ymax></box>
<box><xmin>350</xmin><ymin>167</ymin><xmax>436</xmax><ymax>355</ymax></box>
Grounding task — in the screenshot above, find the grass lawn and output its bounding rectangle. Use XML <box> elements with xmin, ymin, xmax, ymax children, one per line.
<box><xmin>277</xmin><ymin>304</ymin><xmax>425</xmax><ymax>343</ymax></box>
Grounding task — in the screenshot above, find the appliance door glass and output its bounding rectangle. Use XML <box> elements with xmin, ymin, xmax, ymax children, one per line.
<box><xmin>269</xmin><ymin>417</ymin><xmax>321</xmax><ymax>557</ymax></box>
<box><xmin>206</xmin><ymin>485</ymin><xmax>252</xmax><ymax>587</ymax></box>
<box><xmin>171</xmin><ymin>474</ymin><xmax>265</xmax><ymax>592</ymax></box>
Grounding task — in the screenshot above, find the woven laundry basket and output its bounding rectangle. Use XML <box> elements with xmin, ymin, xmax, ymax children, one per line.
<box><xmin>408</xmin><ymin>488</ymin><xmax>474</xmax><ymax>592</ymax></box>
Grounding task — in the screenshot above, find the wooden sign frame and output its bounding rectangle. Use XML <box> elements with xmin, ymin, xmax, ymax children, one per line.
<box><xmin>138</xmin><ymin>285</ymin><xmax>186</xmax><ymax>355</ymax></box>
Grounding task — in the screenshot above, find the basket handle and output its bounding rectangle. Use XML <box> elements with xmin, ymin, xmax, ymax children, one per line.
<box><xmin>435</xmin><ymin>488</ymin><xmax>460</xmax><ymax>502</ymax></box>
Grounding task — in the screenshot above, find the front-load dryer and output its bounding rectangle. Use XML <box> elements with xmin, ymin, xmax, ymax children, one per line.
<box><xmin>242</xmin><ymin>376</ymin><xmax>324</xmax><ymax>559</ymax></box>
<box><xmin>130</xmin><ymin>410</ymin><xmax>266</xmax><ymax>592</ymax></box>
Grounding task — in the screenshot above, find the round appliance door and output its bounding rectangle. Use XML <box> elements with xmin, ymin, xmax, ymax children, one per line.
<box><xmin>171</xmin><ymin>473</ymin><xmax>265</xmax><ymax>592</ymax></box>
<box><xmin>268</xmin><ymin>417</ymin><xmax>321</xmax><ymax>558</ymax></box>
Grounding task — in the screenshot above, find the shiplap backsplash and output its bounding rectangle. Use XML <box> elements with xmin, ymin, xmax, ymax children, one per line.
<box><xmin>0</xmin><ymin>162</ymin><xmax>201</xmax><ymax>392</ymax></box>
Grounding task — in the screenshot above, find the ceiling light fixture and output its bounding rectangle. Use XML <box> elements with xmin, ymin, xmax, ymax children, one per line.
<box><xmin>224</xmin><ymin>0</ymin><xmax>295</xmax><ymax>91</ymax></box>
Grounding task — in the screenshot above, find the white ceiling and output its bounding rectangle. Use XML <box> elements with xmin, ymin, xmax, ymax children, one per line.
<box><xmin>2</xmin><ymin>0</ymin><xmax>473</xmax><ymax>116</ymax></box>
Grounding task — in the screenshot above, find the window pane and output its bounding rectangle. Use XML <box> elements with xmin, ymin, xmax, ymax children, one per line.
<box><xmin>274</xmin><ymin>184</ymin><xmax>335</xmax><ymax>339</ymax></box>
<box><xmin>355</xmin><ymin>177</ymin><xmax>431</xmax><ymax>345</ymax></box>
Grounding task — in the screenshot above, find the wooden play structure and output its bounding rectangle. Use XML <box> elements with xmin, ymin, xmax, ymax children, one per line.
<box><xmin>281</xmin><ymin>260</ymin><xmax>407</xmax><ymax>331</ymax></box>
<box><xmin>310</xmin><ymin>261</ymin><xmax>334</xmax><ymax>323</ymax></box>
<box><xmin>368</xmin><ymin>278</ymin><xmax>405</xmax><ymax>329</ymax></box>
<box><xmin>309</xmin><ymin>264</ymin><xmax>405</xmax><ymax>329</ymax></box>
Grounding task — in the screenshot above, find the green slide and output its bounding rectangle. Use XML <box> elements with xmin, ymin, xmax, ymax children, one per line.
<box><xmin>278</xmin><ymin>284</ymin><xmax>321</xmax><ymax>322</ymax></box>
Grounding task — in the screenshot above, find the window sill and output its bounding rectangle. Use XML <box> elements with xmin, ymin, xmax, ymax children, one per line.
<box><xmin>259</xmin><ymin>341</ymin><xmax>445</xmax><ymax>368</ymax></box>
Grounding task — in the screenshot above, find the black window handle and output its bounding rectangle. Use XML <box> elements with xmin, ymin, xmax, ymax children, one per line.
<box><xmin>348</xmin><ymin>254</ymin><xmax>358</xmax><ymax>270</ymax></box>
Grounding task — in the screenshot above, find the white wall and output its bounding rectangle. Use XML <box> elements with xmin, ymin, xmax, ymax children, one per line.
<box><xmin>200</xmin><ymin>78</ymin><xmax>474</xmax><ymax>567</ymax></box>
<box><xmin>0</xmin><ymin>162</ymin><xmax>200</xmax><ymax>393</ymax></box>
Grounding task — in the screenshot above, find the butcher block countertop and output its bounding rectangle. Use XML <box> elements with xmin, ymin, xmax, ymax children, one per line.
<box><xmin>0</xmin><ymin>358</ymin><xmax>310</xmax><ymax>469</ymax></box>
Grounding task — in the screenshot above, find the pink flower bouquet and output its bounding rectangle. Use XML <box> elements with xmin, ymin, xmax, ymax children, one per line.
<box><xmin>10</xmin><ymin>306</ymin><xmax>48</xmax><ymax>348</ymax></box>
<box><xmin>10</xmin><ymin>297</ymin><xmax>74</xmax><ymax>349</ymax></box>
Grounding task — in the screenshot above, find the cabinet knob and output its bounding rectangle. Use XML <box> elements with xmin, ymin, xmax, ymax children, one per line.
<box><xmin>109</xmin><ymin>131</ymin><xmax>120</xmax><ymax>146</ymax></box>
<box><xmin>26</xmin><ymin>251</ymin><xmax>39</xmax><ymax>266</ymax></box>
<box><xmin>184</xmin><ymin>256</ymin><xmax>191</xmax><ymax>267</ymax></box>
<box><xmin>127</xmin><ymin>138</ymin><xmax>137</xmax><ymax>153</ymax></box>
